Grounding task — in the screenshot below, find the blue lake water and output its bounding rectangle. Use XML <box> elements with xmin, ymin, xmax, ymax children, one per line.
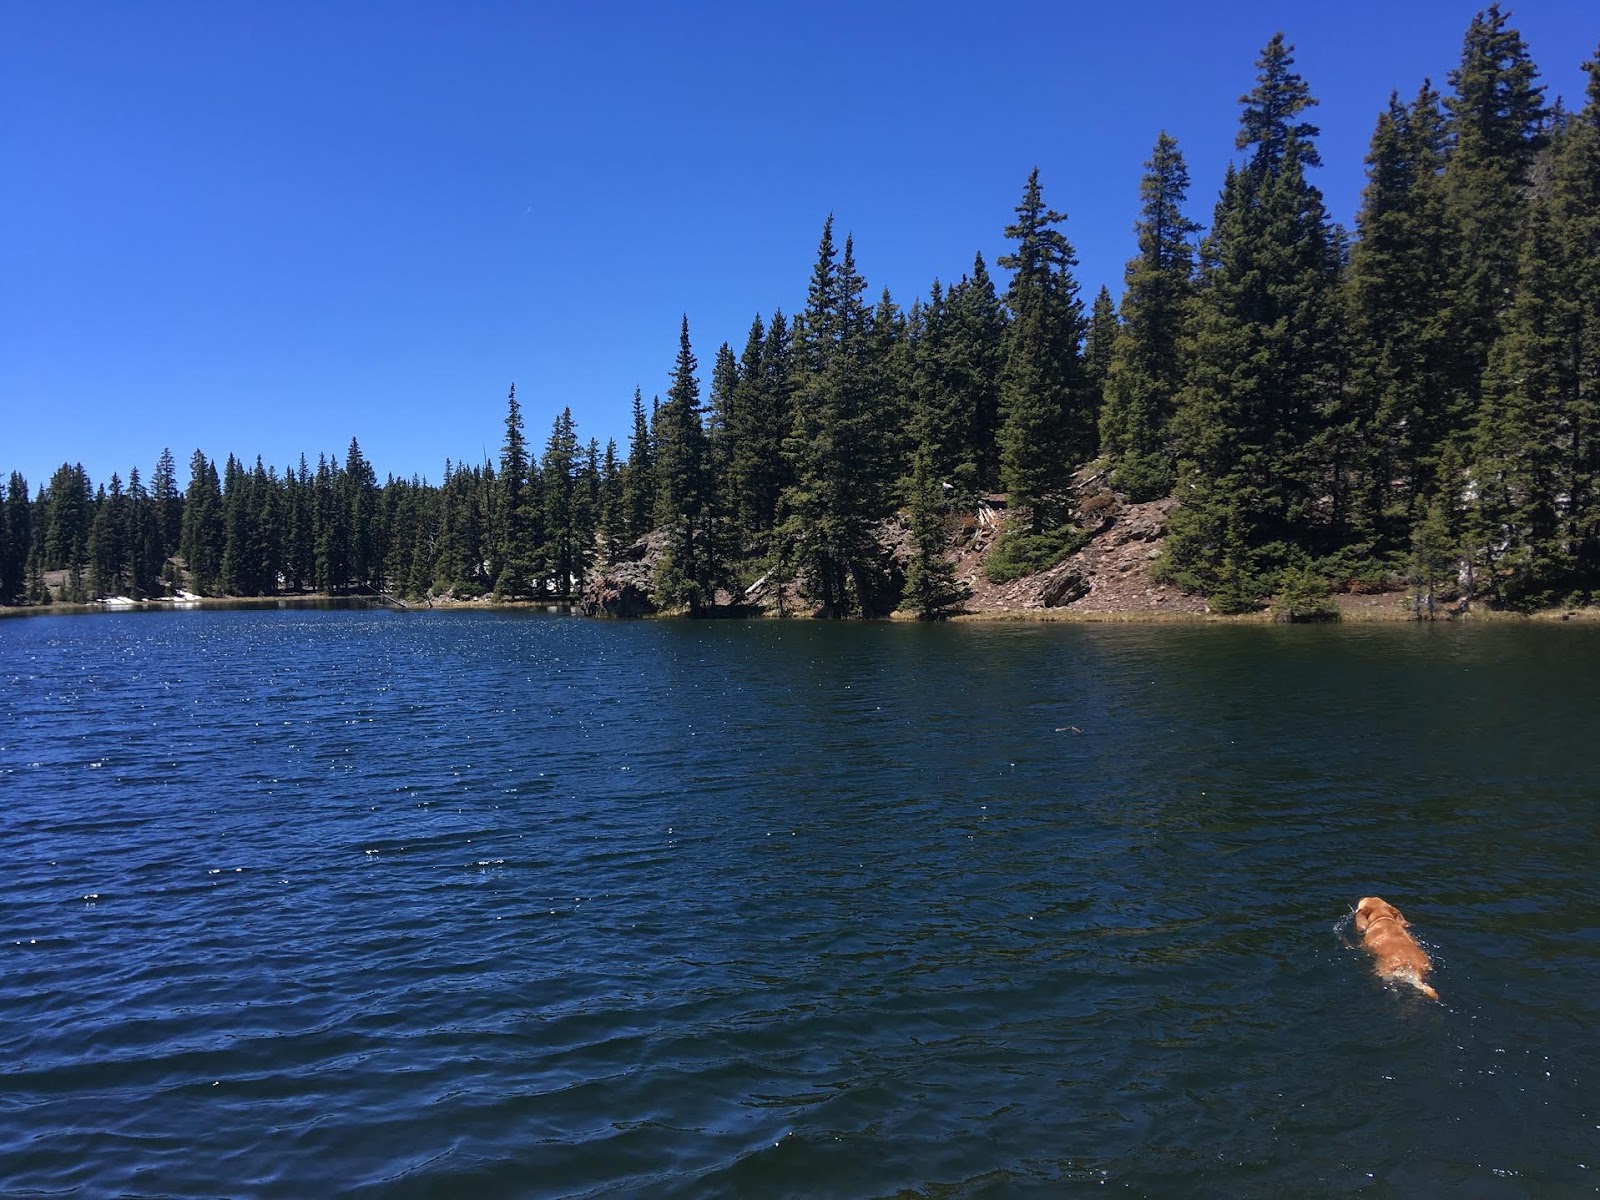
<box><xmin>2</xmin><ymin>609</ymin><xmax>1597</xmax><ymax>1197</ymax></box>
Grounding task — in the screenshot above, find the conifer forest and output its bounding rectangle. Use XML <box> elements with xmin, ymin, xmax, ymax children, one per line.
<box><xmin>6</xmin><ymin>10</ymin><xmax>1599</xmax><ymax>619</ymax></box>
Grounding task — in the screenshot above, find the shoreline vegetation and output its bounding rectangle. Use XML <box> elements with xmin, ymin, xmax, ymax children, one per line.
<box><xmin>7</xmin><ymin>585</ymin><xmax>1600</xmax><ymax>626</ymax></box>
<box><xmin>6</xmin><ymin>10</ymin><xmax>1600</xmax><ymax>627</ymax></box>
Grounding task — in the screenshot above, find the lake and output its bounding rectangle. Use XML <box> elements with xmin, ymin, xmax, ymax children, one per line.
<box><xmin>2</xmin><ymin>609</ymin><xmax>1597</xmax><ymax>1197</ymax></box>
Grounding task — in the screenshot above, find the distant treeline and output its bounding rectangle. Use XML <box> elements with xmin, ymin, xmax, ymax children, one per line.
<box><xmin>4</xmin><ymin>8</ymin><xmax>1598</xmax><ymax>616</ymax></box>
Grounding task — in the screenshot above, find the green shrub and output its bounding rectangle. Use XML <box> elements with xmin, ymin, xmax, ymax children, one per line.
<box><xmin>1271</xmin><ymin>563</ymin><xmax>1340</xmax><ymax>623</ymax></box>
<box><xmin>984</xmin><ymin>524</ymin><xmax>1090</xmax><ymax>584</ymax></box>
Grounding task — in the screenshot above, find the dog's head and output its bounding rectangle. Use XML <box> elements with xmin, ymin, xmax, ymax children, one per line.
<box><xmin>1354</xmin><ymin>895</ymin><xmax>1407</xmax><ymax>935</ymax></box>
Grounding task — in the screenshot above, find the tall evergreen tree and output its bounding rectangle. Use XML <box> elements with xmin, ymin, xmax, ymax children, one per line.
<box><xmin>1083</xmin><ymin>285</ymin><xmax>1118</xmax><ymax>414</ymax></box>
<box><xmin>43</xmin><ymin>462</ymin><xmax>92</xmax><ymax>574</ymax></box>
<box><xmin>653</xmin><ymin>317</ymin><xmax>719</xmax><ymax>613</ymax></box>
<box><xmin>219</xmin><ymin>454</ymin><xmax>256</xmax><ymax>594</ymax></box>
<box><xmin>599</xmin><ymin>437</ymin><xmax>626</xmax><ymax>557</ymax></box>
<box><xmin>345</xmin><ymin>438</ymin><xmax>381</xmax><ymax>590</ymax></box>
<box><xmin>179</xmin><ymin>451</ymin><xmax>224</xmax><ymax>593</ymax></box>
<box><xmin>943</xmin><ymin>254</ymin><xmax>1008</xmax><ymax>492</ymax></box>
<box><xmin>779</xmin><ymin>218</ymin><xmax>885</xmax><ymax>614</ymax></box>
<box><xmin>1165</xmin><ymin>36</ymin><xmax>1343</xmax><ymax>605</ymax></box>
<box><xmin>900</xmin><ymin>392</ymin><xmax>965</xmax><ymax>619</ymax></box>
<box><xmin>1470</xmin><ymin>196</ymin><xmax>1572</xmax><ymax>604</ymax></box>
<box><xmin>997</xmin><ymin>169</ymin><xmax>1089</xmax><ymax>531</ymax></box>
<box><xmin>1442</xmin><ymin>3</ymin><xmax>1547</xmax><ymax>405</ymax></box>
<box><xmin>1344</xmin><ymin>83</ymin><xmax>1457</xmax><ymax>552</ymax></box>
<box><xmin>151</xmin><ymin>447</ymin><xmax>182</xmax><ymax>563</ymax></box>
<box><xmin>1100</xmin><ymin>132</ymin><xmax>1200</xmax><ymax>500</ymax></box>
<box><xmin>541</xmin><ymin>407</ymin><xmax>581</xmax><ymax>598</ymax></box>
<box><xmin>620</xmin><ymin>387</ymin><xmax>655</xmax><ymax>543</ymax></box>
<box><xmin>494</xmin><ymin>384</ymin><xmax>538</xmax><ymax>597</ymax></box>
<box><xmin>1552</xmin><ymin>48</ymin><xmax>1600</xmax><ymax>593</ymax></box>
<box><xmin>0</xmin><ymin>472</ymin><xmax>29</xmax><ymax>604</ymax></box>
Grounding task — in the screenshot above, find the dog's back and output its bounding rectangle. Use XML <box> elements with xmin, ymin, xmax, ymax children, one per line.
<box><xmin>1354</xmin><ymin>895</ymin><xmax>1439</xmax><ymax>1001</ymax></box>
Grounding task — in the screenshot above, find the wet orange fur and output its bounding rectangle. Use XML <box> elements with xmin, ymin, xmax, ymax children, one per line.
<box><xmin>1354</xmin><ymin>896</ymin><xmax>1439</xmax><ymax>1002</ymax></box>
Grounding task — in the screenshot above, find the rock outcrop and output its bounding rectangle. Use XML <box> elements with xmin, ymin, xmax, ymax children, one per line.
<box><xmin>579</xmin><ymin>530</ymin><xmax>669</xmax><ymax>617</ymax></box>
<box><xmin>955</xmin><ymin>489</ymin><xmax>1205</xmax><ymax>616</ymax></box>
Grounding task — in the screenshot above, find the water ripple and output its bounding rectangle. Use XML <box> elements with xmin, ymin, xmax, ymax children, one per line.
<box><xmin>2</xmin><ymin>612</ymin><xmax>1598</xmax><ymax>1196</ymax></box>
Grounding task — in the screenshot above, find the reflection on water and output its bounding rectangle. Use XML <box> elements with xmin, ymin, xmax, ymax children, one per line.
<box><xmin>1</xmin><ymin>611</ymin><xmax>1597</xmax><ymax>1196</ymax></box>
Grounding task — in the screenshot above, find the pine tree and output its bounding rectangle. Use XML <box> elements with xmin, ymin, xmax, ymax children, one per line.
<box><xmin>1083</xmin><ymin>285</ymin><xmax>1118</xmax><ymax>415</ymax></box>
<box><xmin>1100</xmin><ymin>132</ymin><xmax>1200</xmax><ymax>500</ymax></box>
<box><xmin>599</xmin><ymin>437</ymin><xmax>626</xmax><ymax>557</ymax></box>
<box><xmin>1344</xmin><ymin>83</ymin><xmax>1456</xmax><ymax>553</ymax></box>
<box><xmin>87</xmin><ymin>479</ymin><xmax>120</xmax><ymax>598</ymax></box>
<box><xmin>653</xmin><ymin>316</ymin><xmax>718</xmax><ymax>613</ymax></box>
<box><xmin>779</xmin><ymin>218</ymin><xmax>885</xmax><ymax>614</ymax></box>
<box><xmin>493</xmin><ymin>384</ymin><xmax>538</xmax><ymax>597</ymax></box>
<box><xmin>723</xmin><ymin>311</ymin><xmax>794</xmax><ymax>544</ymax></box>
<box><xmin>219</xmin><ymin>456</ymin><xmax>247</xmax><ymax>593</ymax></box>
<box><xmin>901</xmin><ymin>394</ymin><xmax>965</xmax><ymax>618</ymax></box>
<box><xmin>541</xmin><ymin>407</ymin><xmax>581</xmax><ymax>598</ymax></box>
<box><xmin>706</xmin><ymin>340</ymin><xmax>742</xmax><ymax>546</ymax></box>
<box><xmin>1554</xmin><ymin>48</ymin><xmax>1600</xmax><ymax>593</ymax></box>
<box><xmin>1236</xmin><ymin>32</ymin><xmax>1322</xmax><ymax>171</ymax></box>
<box><xmin>345</xmin><ymin>438</ymin><xmax>381</xmax><ymax>591</ymax></box>
<box><xmin>1164</xmin><ymin>36</ymin><xmax>1342</xmax><ymax>604</ymax></box>
<box><xmin>1471</xmin><ymin>192</ymin><xmax>1581</xmax><ymax>605</ymax></box>
<box><xmin>284</xmin><ymin>455</ymin><xmax>314</xmax><ymax>592</ymax></box>
<box><xmin>0</xmin><ymin>471</ymin><xmax>29</xmax><ymax>604</ymax></box>
<box><xmin>151</xmin><ymin>447</ymin><xmax>182</xmax><ymax>566</ymax></box>
<box><xmin>997</xmin><ymin>169</ymin><xmax>1089</xmax><ymax>532</ymax></box>
<box><xmin>573</xmin><ymin>437</ymin><xmax>601</xmax><ymax>593</ymax></box>
<box><xmin>620</xmin><ymin>387</ymin><xmax>655</xmax><ymax>543</ymax></box>
<box><xmin>126</xmin><ymin>466</ymin><xmax>162</xmax><ymax>598</ymax></box>
<box><xmin>943</xmin><ymin>254</ymin><xmax>1008</xmax><ymax>493</ymax></box>
<box><xmin>43</xmin><ymin>462</ymin><xmax>92</xmax><ymax>573</ymax></box>
<box><xmin>1442</xmin><ymin>4</ymin><xmax>1548</xmax><ymax>404</ymax></box>
<box><xmin>180</xmin><ymin>451</ymin><xmax>224</xmax><ymax>593</ymax></box>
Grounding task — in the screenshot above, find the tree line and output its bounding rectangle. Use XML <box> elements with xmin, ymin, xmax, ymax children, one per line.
<box><xmin>4</xmin><ymin>7</ymin><xmax>1598</xmax><ymax>616</ymax></box>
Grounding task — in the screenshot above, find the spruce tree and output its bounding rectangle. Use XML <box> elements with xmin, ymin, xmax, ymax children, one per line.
<box><xmin>901</xmin><ymin>394</ymin><xmax>965</xmax><ymax>618</ymax></box>
<box><xmin>43</xmin><ymin>462</ymin><xmax>92</xmax><ymax>573</ymax></box>
<box><xmin>779</xmin><ymin>218</ymin><xmax>884</xmax><ymax>614</ymax></box>
<box><xmin>1164</xmin><ymin>36</ymin><xmax>1342</xmax><ymax>604</ymax></box>
<box><xmin>599</xmin><ymin>437</ymin><xmax>625</xmax><ymax>557</ymax></box>
<box><xmin>1471</xmin><ymin>189</ymin><xmax>1585</xmax><ymax>605</ymax></box>
<box><xmin>220</xmin><ymin>455</ymin><xmax>253</xmax><ymax>594</ymax></box>
<box><xmin>653</xmin><ymin>316</ymin><xmax>718</xmax><ymax>613</ymax></box>
<box><xmin>0</xmin><ymin>471</ymin><xmax>29</xmax><ymax>605</ymax></box>
<box><xmin>620</xmin><ymin>387</ymin><xmax>655</xmax><ymax>543</ymax></box>
<box><xmin>1100</xmin><ymin>132</ymin><xmax>1200</xmax><ymax>500</ymax></box>
<box><xmin>944</xmin><ymin>254</ymin><xmax>1007</xmax><ymax>492</ymax></box>
<box><xmin>1553</xmin><ymin>48</ymin><xmax>1600</xmax><ymax>594</ymax></box>
<box><xmin>151</xmin><ymin>447</ymin><xmax>182</xmax><ymax>564</ymax></box>
<box><xmin>180</xmin><ymin>451</ymin><xmax>224</xmax><ymax>593</ymax></box>
<box><xmin>1344</xmin><ymin>83</ymin><xmax>1456</xmax><ymax>553</ymax></box>
<box><xmin>345</xmin><ymin>438</ymin><xmax>381</xmax><ymax>591</ymax></box>
<box><xmin>572</xmin><ymin>437</ymin><xmax>601</xmax><ymax>593</ymax></box>
<box><xmin>997</xmin><ymin>169</ymin><xmax>1089</xmax><ymax>532</ymax></box>
<box><xmin>493</xmin><ymin>384</ymin><xmax>538</xmax><ymax>597</ymax></box>
<box><xmin>1442</xmin><ymin>4</ymin><xmax>1547</xmax><ymax>404</ymax></box>
<box><xmin>541</xmin><ymin>407</ymin><xmax>580</xmax><ymax>598</ymax></box>
<box><xmin>1083</xmin><ymin>285</ymin><xmax>1118</xmax><ymax>416</ymax></box>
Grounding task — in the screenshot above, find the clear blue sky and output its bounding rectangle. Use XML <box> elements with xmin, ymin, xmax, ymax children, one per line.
<box><xmin>3</xmin><ymin>1</ymin><xmax>1595</xmax><ymax>492</ymax></box>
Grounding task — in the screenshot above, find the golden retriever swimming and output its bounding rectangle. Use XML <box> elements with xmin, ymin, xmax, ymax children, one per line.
<box><xmin>1353</xmin><ymin>896</ymin><xmax>1439</xmax><ymax>1001</ymax></box>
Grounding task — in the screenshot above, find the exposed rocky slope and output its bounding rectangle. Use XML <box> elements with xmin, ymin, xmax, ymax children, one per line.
<box><xmin>581</xmin><ymin>483</ymin><xmax>1208</xmax><ymax>618</ymax></box>
<box><xmin>954</xmin><ymin>492</ymin><xmax>1206</xmax><ymax>616</ymax></box>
